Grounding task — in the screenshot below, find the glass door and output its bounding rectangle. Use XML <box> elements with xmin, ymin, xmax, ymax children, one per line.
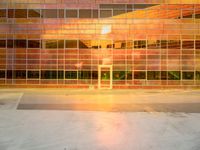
<box><xmin>98</xmin><ymin>65</ymin><xmax>112</xmax><ymax>89</ymax></box>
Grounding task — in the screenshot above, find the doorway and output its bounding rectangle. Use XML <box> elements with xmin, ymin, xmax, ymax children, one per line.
<box><xmin>98</xmin><ymin>65</ymin><xmax>112</xmax><ymax>89</ymax></box>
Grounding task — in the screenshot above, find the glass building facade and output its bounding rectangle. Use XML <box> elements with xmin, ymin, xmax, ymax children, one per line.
<box><xmin>0</xmin><ymin>0</ymin><xmax>200</xmax><ymax>89</ymax></box>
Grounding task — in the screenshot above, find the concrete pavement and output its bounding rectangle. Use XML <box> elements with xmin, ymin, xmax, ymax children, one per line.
<box><xmin>1</xmin><ymin>88</ymin><xmax>200</xmax><ymax>112</ymax></box>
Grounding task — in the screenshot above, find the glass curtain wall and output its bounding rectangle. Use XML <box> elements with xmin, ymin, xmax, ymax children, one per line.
<box><xmin>0</xmin><ymin>0</ymin><xmax>200</xmax><ymax>88</ymax></box>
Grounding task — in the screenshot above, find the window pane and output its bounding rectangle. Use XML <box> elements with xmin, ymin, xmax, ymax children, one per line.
<box><xmin>134</xmin><ymin>71</ymin><xmax>146</xmax><ymax>79</ymax></box>
<box><xmin>100</xmin><ymin>10</ymin><xmax>112</xmax><ymax>18</ymax></box>
<box><xmin>113</xmin><ymin>10</ymin><xmax>126</xmax><ymax>16</ymax></box>
<box><xmin>7</xmin><ymin>70</ymin><xmax>12</xmax><ymax>79</ymax></box>
<box><xmin>15</xmin><ymin>40</ymin><xmax>27</xmax><ymax>48</ymax></box>
<box><xmin>0</xmin><ymin>70</ymin><xmax>5</xmax><ymax>78</ymax></box>
<box><xmin>65</xmin><ymin>40</ymin><xmax>77</xmax><ymax>48</ymax></box>
<box><xmin>0</xmin><ymin>9</ymin><xmax>6</xmax><ymax>18</ymax></box>
<box><xmin>0</xmin><ymin>40</ymin><xmax>6</xmax><ymax>48</ymax></box>
<box><xmin>100</xmin><ymin>4</ymin><xmax>126</xmax><ymax>9</ymax></box>
<box><xmin>126</xmin><ymin>71</ymin><xmax>132</xmax><ymax>80</ymax></box>
<box><xmin>91</xmin><ymin>40</ymin><xmax>99</xmax><ymax>49</ymax></box>
<box><xmin>14</xmin><ymin>70</ymin><xmax>26</xmax><ymax>79</ymax></box>
<box><xmin>58</xmin><ymin>71</ymin><xmax>64</xmax><ymax>79</ymax></box>
<box><xmin>7</xmin><ymin>40</ymin><xmax>14</xmax><ymax>48</ymax></box>
<box><xmin>8</xmin><ymin>9</ymin><xmax>14</xmax><ymax>18</ymax></box>
<box><xmin>78</xmin><ymin>71</ymin><xmax>91</xmax><ymax>79</ymax></box>
<box><xmin>161</xmin><ymin>40</ymin><xmax>167</xmax><ymax>49</ymax></box>
<box><xmin>182</xmin><ymin>72</ymin><xmax>194</xmax><ymax>80</ymax></box>
<box><xmin>195</xmin><ymin>10</ymin><xmax>200</xmax><ymax>18</ymax></box>
<box><xmin>113</xmin><ymin>71</ymin><xmax>125</xmax><ymax>80</ymax></box>
<box><xmin>147</xmin><ymin>71</ymin><xmax>160</xmax><ymax>80</ymax></box>
<box><xmin>127</xmin><ymin>4</ymin><xmax>133</xmax><ymax>11</ymax></box>
<box><xmin>127</xmin><ymin>40</ymin><xmax>133</xmax><ymax>49</ymax></box>
<box><xmin>183</xmin><ymin>14</ymin><xmax>193</xmax><ymax>18</ymax></box>
<box><xmin>59</xmin><ymin>9</ymin><xmax>64</xmax><ymax>18</ymax></box>
<box><xmin>28</xmin><ymin>9</ymin><xmax>41</xmax><ymax>18</ymax></box>
<box><xmin>99</xmin><ymin>40</ymin><xmax>112</xmax><ymax>49</ymax></box>
<box><xmin>101</xmin><ymin>71</ymin><xmax>110</xmax><ymax>80</ymax></box>
<box><xmin>195</xmin><ymin>40</ymin><xmax>200</xmax><ymax>49</ymax></box>
<box><xmin>15</xmin><ymin>9</ymin><xmax>27</xmax><ymax>18</ymax></box>
<box><xmin>28</xmin><ymin>40</ymin><xmax>40</xmax><ymax>48</ymax></box>
<box><xmin>41</xmin><ymin>71</ymin><xmax>57</xmax><ymax>79</ymax></box>
<box><xmin>45</xmin><ymin>40</ymin><xmax>57</xmax><ymax>49</ymax></box>
<box><xmin>92</xmin><ymin>71</ymin><xmax>98</xmax><ymax>79</ymax></box>
<box><xmin>168</xmin><ymin>40</ymin><xmax>181</xmax><ymax>49</ymax></box>
<box><xmin>28</xmin><ymin>71</ymin><xmax>39</xmax><ymax>79</ymax></box>
<box><xmin>58</xmin><ymin>40</ymin><xmax>64</xmax><ymax>49</ymax></box>
<box><xmin>134</xmin><ymin>4</ymin><xmax>157</xmax><ymax>9</ymax></box>
<box><xmin>182</xmin><ymin>9</ymin><xmax>193</xmax><ymax>18</ymax></box>
<box><xmin>114</xmin><ymin>40</ymin><xmax>126</xmax><ymax>49</ymax></box>
<box><xmin>79</xmin><ymin>40</ymin><xmax>91</xmax><ymax>49</ymax></box>
<box><xmin>65</xmin><ymin>71</ymin><xmax>77</xmax><ymax>79</ymax></box>
<box><xmin>66</xmin><ymin>10</ymin><xmax>78</xmax><ymax>18</ymax></box>
<box><xmin>92</xmin><ymin>10</ymin><xmax>98</xmax><ymax>18</ymax></box>
<box><xmin>168</xmin><ymin>71</ymin><xmax>180</xmax><ymax>80</ymax></box>
<box><xmin>147</xmin><ymin>40</ymin><xmax>160</xmax><ymax>49</ymax></box>
<box><xmin>134</xmin><ymin>40</ymin><xmax>146</xmax><ymax>49</ymax></box>
<box><xmin>43</xmin><ymin>9</ymin><xmax>57</xmax><ymax>18</ymax></box>
<box><xmin>182</xmin><ymin>41</ymin><xmax>194</xmax><ymax>49</ymax></box>
<box><xmin>161</xmin><ymin>71</ymin><xmax>167</xmax><ymax>80</ymax></box>
<box><xmin>196</xmin><ymin>71</ymin><xmax>200</xmax><ymax>80</ymax></box>
<box><xmin>79</xmin><ymin>9</ymin><xmax>92</xmax><ymax>18</ymax></box>
<box><xmin>195</xmin><ymin>14</ymin><xmax>200</xmax><ymax>18</ymax></box>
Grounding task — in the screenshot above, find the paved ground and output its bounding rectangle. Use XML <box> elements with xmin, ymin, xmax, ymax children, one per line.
<box><xmin>0</xmin><ymin>88</ymin><xmax>200</xmax><ymax>150</ymax></box>
<box><xmin>10</xmin><ymin>88</ymin><xmax>200</xmax><ymax>112</ymax></box>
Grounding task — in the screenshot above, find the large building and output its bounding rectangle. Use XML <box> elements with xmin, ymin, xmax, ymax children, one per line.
<box><xmin>0</xmin><ymin>0</ymin><xmax>200</xmax><ymax>89</ymax></box>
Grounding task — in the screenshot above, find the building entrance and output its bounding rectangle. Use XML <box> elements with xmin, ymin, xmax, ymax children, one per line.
<box><xmin>98</xmin><ymin>65</ymin><xmax>112</xmax><ymax>89</ymax></box>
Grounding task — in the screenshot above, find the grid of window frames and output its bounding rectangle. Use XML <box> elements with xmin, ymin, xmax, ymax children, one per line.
<box><xmin>0</xmin><ymin>1</ymin><xmax>200</xmax><ymax>88</ymax></box>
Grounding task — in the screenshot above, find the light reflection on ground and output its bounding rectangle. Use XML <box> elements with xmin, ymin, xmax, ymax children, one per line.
<box><xmin>0</xmin><ymin>89</ymin><xmax>200</xmax><ymax>150</ymax></box>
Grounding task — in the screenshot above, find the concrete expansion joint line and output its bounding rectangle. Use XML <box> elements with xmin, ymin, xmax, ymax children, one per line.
<box><xmin>15</xmin><ymin>93</ymin><xmax>24</xmax><ymax>110</ymax></box>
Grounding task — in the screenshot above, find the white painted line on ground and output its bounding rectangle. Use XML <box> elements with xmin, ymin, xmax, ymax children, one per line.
<box><xmin>144</xmin><ymin>106</ymin><xmax>159</xmax><ymax>116</ymax></box>
<box><xmin>14</xmin><ymin>93</ymin><xmax>24</xmax><ymax>110</ymax></box>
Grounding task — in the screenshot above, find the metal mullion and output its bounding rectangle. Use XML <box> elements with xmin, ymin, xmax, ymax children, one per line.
<box><xmin>39</xmin><ymin>39</ymin><xmax>41</xmax><ymax>85</ymax></box>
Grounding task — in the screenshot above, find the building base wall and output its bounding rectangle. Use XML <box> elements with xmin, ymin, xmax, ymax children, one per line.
<box><xmin>1</xmin><ymin>85</ymin><xmax>200</xmax><ymax>89</ymax></box>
